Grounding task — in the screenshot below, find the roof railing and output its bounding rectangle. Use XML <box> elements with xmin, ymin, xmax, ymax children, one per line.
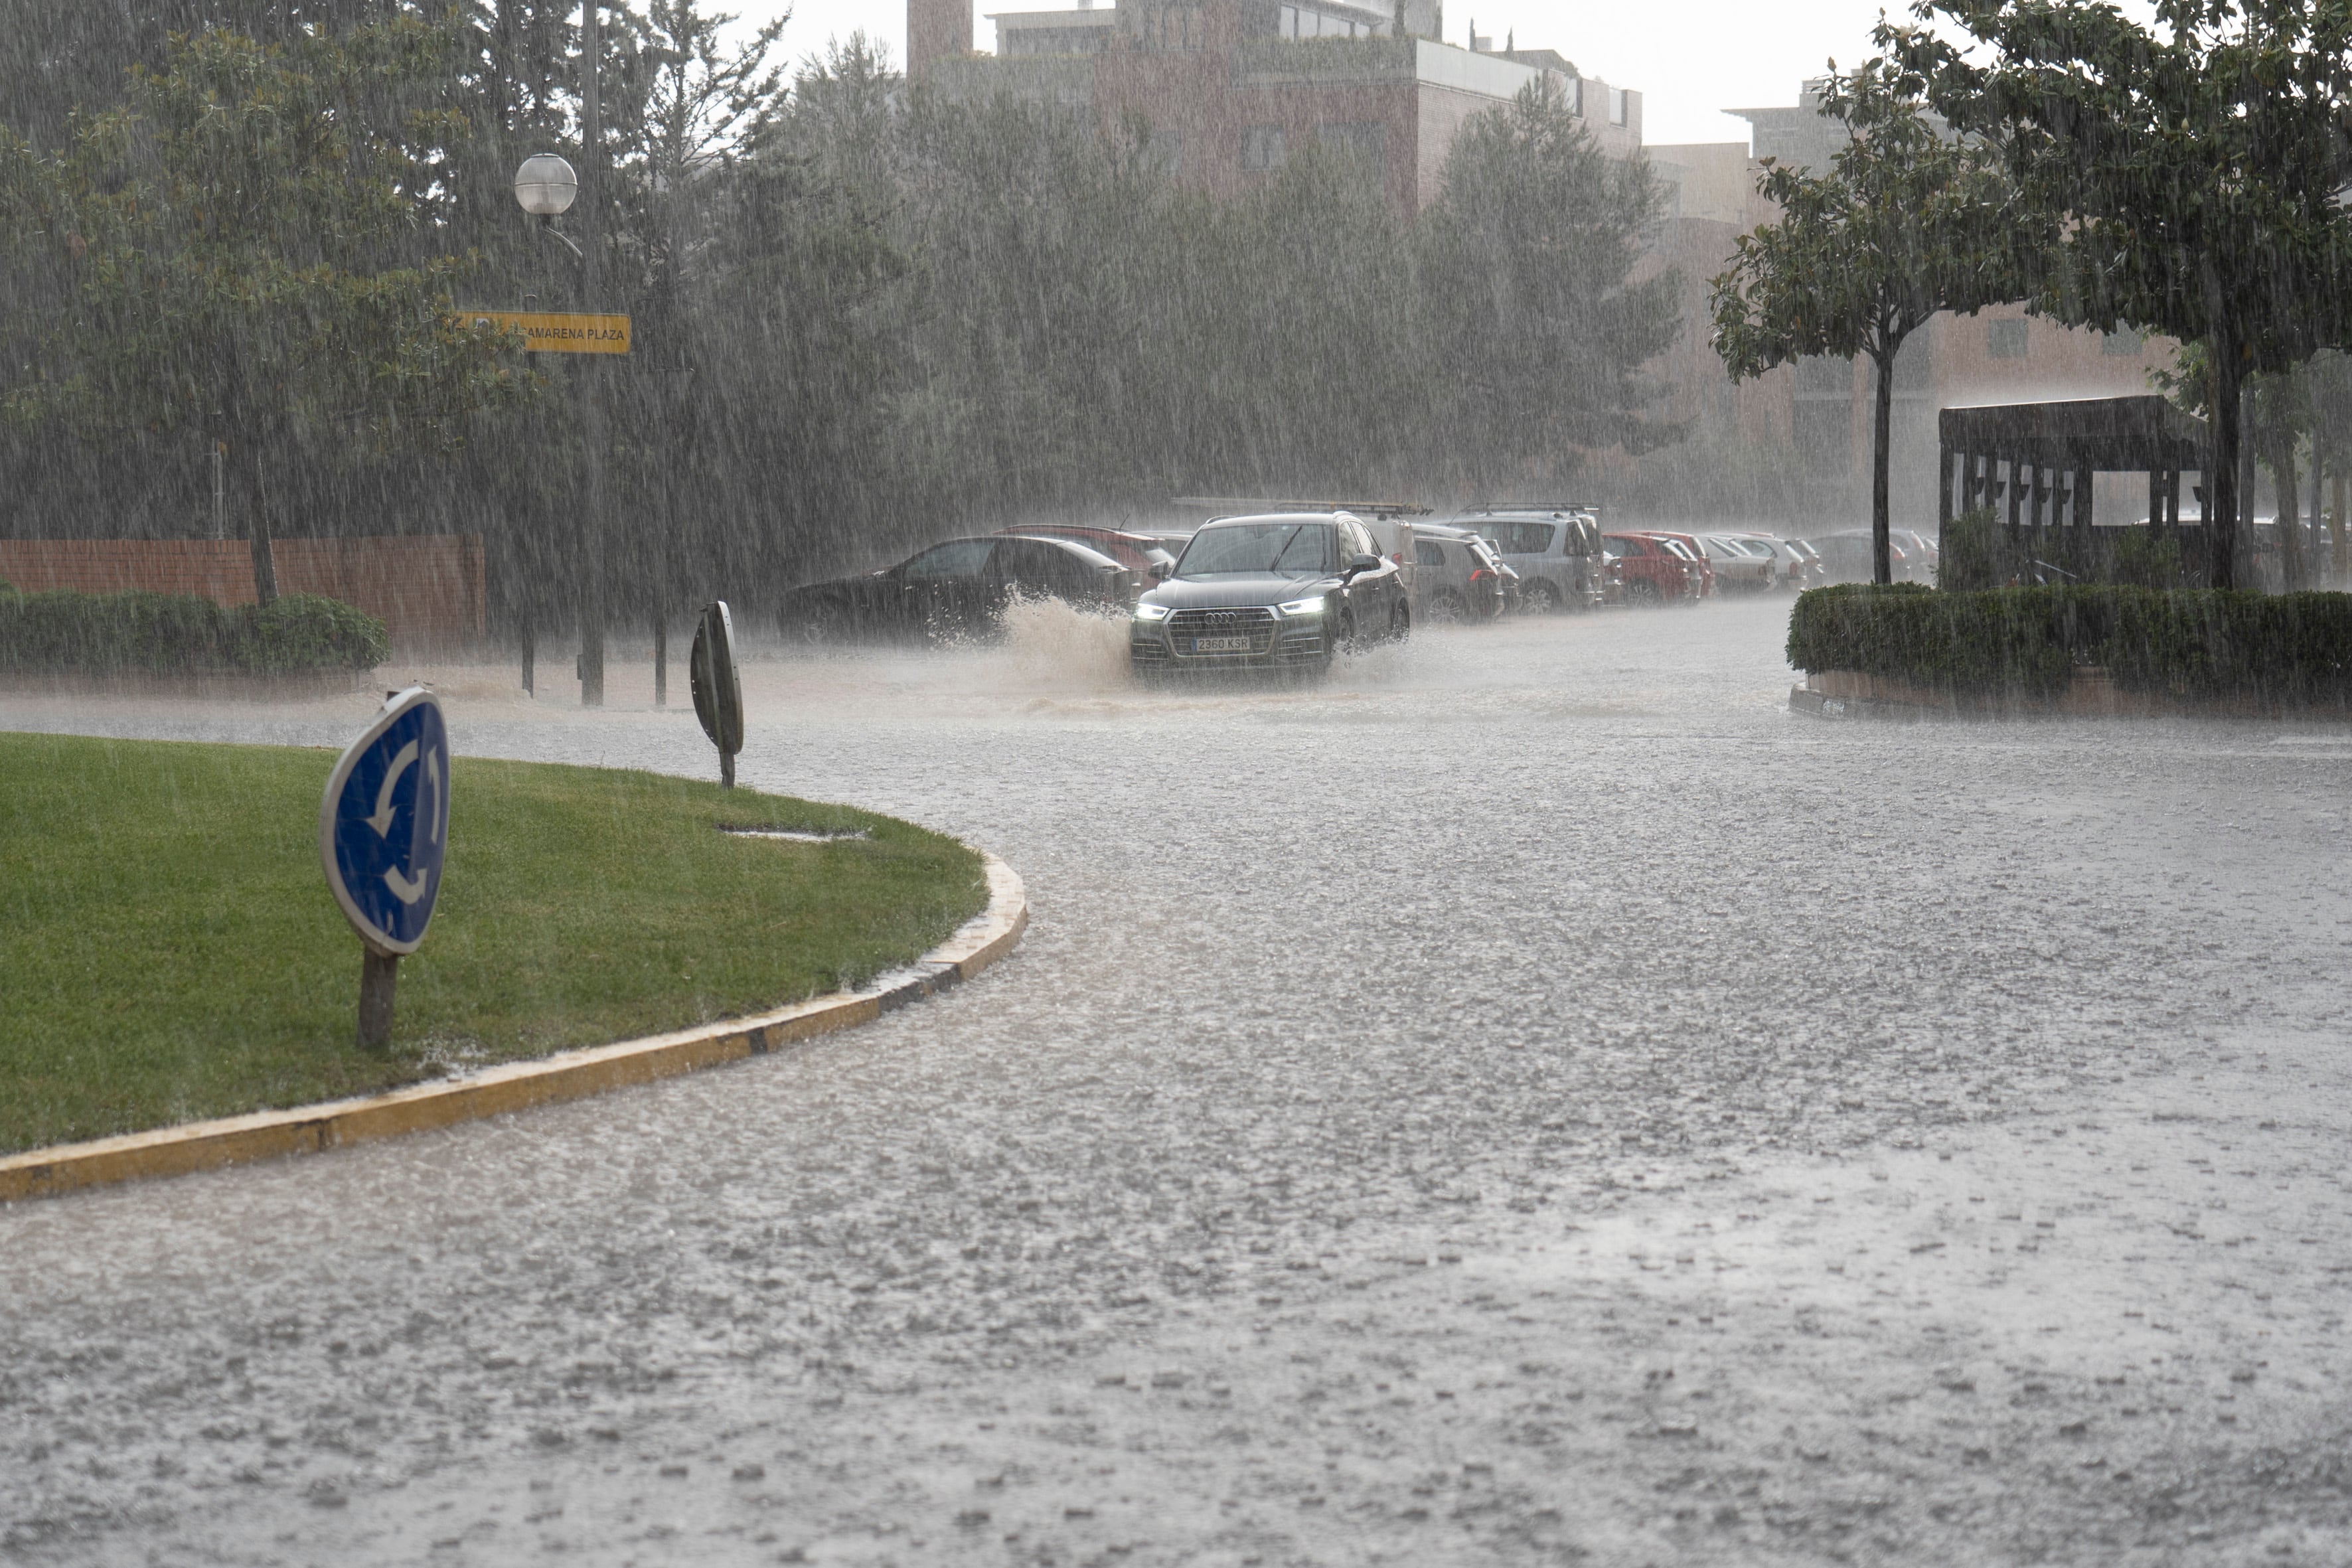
<box><xmin>1460</xmin><ymin>501</ymin><xmax>1603</xmax><ymax>515</ymax></box>
<box><xmin>1170</xmin><ymin>496</ymin><xmax>1433</xmax><ymax>518</ymax></box>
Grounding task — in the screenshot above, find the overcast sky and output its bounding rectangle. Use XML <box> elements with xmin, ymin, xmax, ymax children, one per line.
<box><xmin>721</xmin><ymin>0</ymin><xmax>1904</xmax><ymax>147</ymax></box>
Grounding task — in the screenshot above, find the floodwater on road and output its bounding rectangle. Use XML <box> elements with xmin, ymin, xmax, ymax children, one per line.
<box><xmin>3</xmin><ymin>597</ymin><xmax>2349</xmax><ymax>1566</ymax></box>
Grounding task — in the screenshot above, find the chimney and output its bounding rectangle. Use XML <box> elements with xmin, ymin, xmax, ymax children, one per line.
<box><xmin>907</xmin><ymin>0</ymin><xmax>973</xmax><ymax>77</ymax></box>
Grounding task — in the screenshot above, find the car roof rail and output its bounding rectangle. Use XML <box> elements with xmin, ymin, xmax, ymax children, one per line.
<box><xmin>1461</xmin><ymin>501</ymin><xmax>1604</xmax><ymax>516</ymax></box>
<box><xmin>1170</xmin><ymin>496</ymin><xmax>1433</xmax><ymax>518</ymax></box>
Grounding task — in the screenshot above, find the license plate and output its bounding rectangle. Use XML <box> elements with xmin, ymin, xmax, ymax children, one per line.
<box><xmin>1192</xmin><ymin>635</ymin><xmax>1252</xmax><ymax>653</ymax></box>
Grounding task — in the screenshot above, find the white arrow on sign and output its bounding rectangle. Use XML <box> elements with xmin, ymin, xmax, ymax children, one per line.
<box><xmin>383</xmin><ymin>864</ymin><xmax>430</xmax><ymax>905</ymax></box>
<box><xmin>367</xmin><ymin>740</ymin><xmax>420</xmax><ymax>837</ymax></box>
<box><xmin>426</xmin><ymin>747</ymin><xmax>443</xmax><ymax>844</ymax></box>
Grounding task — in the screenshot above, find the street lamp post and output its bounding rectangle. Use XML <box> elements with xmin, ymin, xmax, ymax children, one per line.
<box><xmin>511</xmin><ymin>5</ymin><xmax>609</xmax><ymax>706</ymax></box>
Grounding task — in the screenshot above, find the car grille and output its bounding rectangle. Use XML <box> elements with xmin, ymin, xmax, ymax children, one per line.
<box><xmin>1168</xmin><ymin>606</ymin><xmax>1277</xmax><ymax>657</ymax></box>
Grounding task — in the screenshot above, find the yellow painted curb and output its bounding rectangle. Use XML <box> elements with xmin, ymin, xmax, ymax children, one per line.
<box><xmin>0</xmin><ymin>853</ymin><xmax>1027</xmax><ymax>1204</ymax></box>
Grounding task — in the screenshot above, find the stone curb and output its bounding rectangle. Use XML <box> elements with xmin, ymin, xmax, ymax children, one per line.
<box><xmin>0</xmin><ymin>853</ymin><xmax>1026</xmax><ymax>1204</ymax></box>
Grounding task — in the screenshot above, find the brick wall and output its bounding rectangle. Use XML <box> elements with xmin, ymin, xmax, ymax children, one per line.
<box><xmin>0</xmin><ymin>536</ymin><xmax>488</xmax><ymax>649</ymax></box>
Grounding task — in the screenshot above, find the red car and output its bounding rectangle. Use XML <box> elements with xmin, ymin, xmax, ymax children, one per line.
<box><xmin>994</xmin><ymin>524</ymin><xmax>1176</xmax><ymax>581</ymax></box>
<box><xmin>1603</xmin><ymin>532</ymin><xmax>1705</xmax><ymax>605</ymax></box>
<box><xmin>1634</xmin><ymin>531</ymin><xmax>1717</xmax><ymax>599</ymax></box>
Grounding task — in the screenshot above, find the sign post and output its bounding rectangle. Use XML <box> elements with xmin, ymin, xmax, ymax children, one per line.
<box><xmin>689</xmin><ymin>601</ymin><xmax>744</xmax><ymax>788</ymax></box>
<box><xmin>319</xmin><ymin>688</ymin><xmax>451</xmax><ymax>1048</ymax></box>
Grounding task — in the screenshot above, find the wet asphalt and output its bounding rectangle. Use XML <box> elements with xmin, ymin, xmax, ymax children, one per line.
<box><xmin>3</xmin><ymin>595</ymin><xmax>2349</xmax><ymax>1567</ymax></box>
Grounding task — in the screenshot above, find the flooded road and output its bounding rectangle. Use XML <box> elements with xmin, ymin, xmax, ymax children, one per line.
<box><xmin>5</xmin><ymin>597</ymin><xmax>2350</xmax><ymax>1565</ymax></box>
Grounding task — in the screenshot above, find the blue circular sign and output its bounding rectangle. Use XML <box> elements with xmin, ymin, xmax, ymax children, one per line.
<box><xmin>319</xmin><ymin>688</ymin><xmax>449</xmax><ymax>955</ymax></box>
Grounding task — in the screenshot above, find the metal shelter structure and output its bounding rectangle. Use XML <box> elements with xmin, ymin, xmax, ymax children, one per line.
<box><xmin>1938</xmin><ymin>395</ymin><xmax>2211</xmax><ymax>533</ymax></box>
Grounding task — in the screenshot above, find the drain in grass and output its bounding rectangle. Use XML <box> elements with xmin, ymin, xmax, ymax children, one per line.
<box><xmin>718</xmin><ymin>824</ymin><xmax>872</xmax><ymax>842</ymax></box>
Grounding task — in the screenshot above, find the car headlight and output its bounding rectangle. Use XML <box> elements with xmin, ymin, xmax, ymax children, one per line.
<box><xmin>1133</xmin><ymin>602</ymin><xmax>1172</xmax><ymax>622</ymax></box>
<box><xmin>1277</xmin><ymin>597</ymin><xmax>1325</xmax><ymax>617</ymax></box>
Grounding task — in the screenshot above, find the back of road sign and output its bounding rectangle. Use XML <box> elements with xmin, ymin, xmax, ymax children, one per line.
<box><xmin>690</xmin><ymin>601</ymin><xmax>744</xmax><ymax>759</ymax></box>
<box><xmin>320</xmin><ymin>688</ymin><xmax>449</xmax><ymax>955</ymax></box>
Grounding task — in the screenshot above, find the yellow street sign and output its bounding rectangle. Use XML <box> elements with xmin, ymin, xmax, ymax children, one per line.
<box><xmin>467</xmin><ymin>311</ymin><xmax>631</xmax><ymax>354</ymax></box>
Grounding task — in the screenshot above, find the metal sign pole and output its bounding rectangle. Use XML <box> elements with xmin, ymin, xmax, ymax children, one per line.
<box><xmin>358</xmin><ymin>951</ymin><xmax>399</xmax><ymax>1049</ymax></box>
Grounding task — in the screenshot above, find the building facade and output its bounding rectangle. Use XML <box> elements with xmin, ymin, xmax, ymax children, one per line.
<box><xmin>912</xmin><ymin>0</ymin><xmax>1642</xmax><ymax>214</ymax></box>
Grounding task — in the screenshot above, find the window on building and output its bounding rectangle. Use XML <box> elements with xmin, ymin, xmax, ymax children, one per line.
<box><xmin>1142</xmin><ymin>4</ymin><xmax>1204</xmax><ymax>50</ymax></box>
<box><xmin>1567</xmin><ymin>76</ymin><xmax>1584</xmax><ymax>116</ymax></box>
<box><xmin>1608</xmin><ymin>86</ymin><xmax>1628</xmax><ymax>126</ymax></box>
<box><xmin>2102</xmin><ymin>327</ymin><xmax>2143</xmax><ymax>356</ymax></box>
<box><xmin>1280</xmin><ymin>4</ymin><xmax>1299</xmax><ymax>37</ymax></box>
<box><xmin>1242</xmin><ymin>124</ymin><xmax>1287</xmax><ymax>172</ymax></box>
<box><xmin>1988</xmin><ymin>318</ymin><xmax>2029</xmax><ymax>358</ymax></box>
<box><xmin>1321</xmin><ymin>121</ymin><xmax>1386</xmax><ymax>170</ymax></box>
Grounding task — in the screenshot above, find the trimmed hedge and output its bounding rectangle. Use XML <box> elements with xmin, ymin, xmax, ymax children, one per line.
<box><xmin>1788</xmin><ymin>584</ymin><xmax>2352</xmax><ymax>705</ymax></box>
<box><xmin>0</xmin><ymin>587</ymin><xmax>389</xmax><ymax>674</ymax></box>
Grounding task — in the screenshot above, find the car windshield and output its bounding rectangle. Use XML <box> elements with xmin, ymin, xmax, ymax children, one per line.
<box><xmin>1177</xmin><ymin>522</ymin><xmax>1336</xmax><ymax>578</ymax></box>
<box><xmin>1659</xmin><ymin>538</ymin><xmax>1697</xmax><ymax>561</ymax></box>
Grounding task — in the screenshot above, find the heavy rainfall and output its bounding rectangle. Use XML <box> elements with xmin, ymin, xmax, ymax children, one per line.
<box><xmin>0</xmin><ymin>2</ymin><xmax>2347</xmax><ymax>1565</ymax></box>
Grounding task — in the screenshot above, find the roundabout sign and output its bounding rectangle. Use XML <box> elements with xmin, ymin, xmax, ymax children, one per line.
<box><xmin>320</xmin><ymin>687</ymin><xmax>449</xmax><ymax>1046</ymax></box>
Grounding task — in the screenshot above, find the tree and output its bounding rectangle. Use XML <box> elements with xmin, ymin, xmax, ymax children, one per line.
<box><xmin>1417</xmin><ymin>77</ymin><xmax>1682</xmax><ymax>487</ymax></box>
<box><xmin>0</xmin><ymin>16</ymin><xmax>526</xmax><ymax>601</ymax></box>
<box><xmin>1889</xmin><ymin>0</ymin><xmax>2352</xmax><ymax>590</ymax></box>
<box><xmin>1711</xmin><ymin>60</ymin><xmax>2035</xmax><ymax>586</ymax></box>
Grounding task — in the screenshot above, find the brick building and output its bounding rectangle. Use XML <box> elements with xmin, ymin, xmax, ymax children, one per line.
<box><xmin>912</xmin><ymin>0</ymin><xmax>1642</xmax><ymax>214</ymax></box>
<box><xmin>1632</xmin><ymin>82</ymin><xmax>2180</xmax><ymax>530</ymax></box>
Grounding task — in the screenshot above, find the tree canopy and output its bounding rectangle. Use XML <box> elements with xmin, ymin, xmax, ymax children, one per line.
<box><xmin>1887</xmin><ymin>0</ymin><xmax>2352</xmax><ymax>588</ymax></box>
<box><xmin>0</xmin><ymin>14</ymin><xmax>1689</xmax><ymax>632</ymax></box>
<box><xmin>0</xmin><ymin>14</ymin><xmax>526</xmax><ymax>599</ymax></box>
<box><xmin>1712</xmin><ymin>60</ymin><xmax>2035</xmax><ymax>584</ymax></box>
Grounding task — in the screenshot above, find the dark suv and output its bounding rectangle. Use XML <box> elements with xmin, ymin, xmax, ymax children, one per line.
<box><xmin>1129</xmin><ymin>511</ymin><xmax>1409</xmax><ymax>676</ymax></box>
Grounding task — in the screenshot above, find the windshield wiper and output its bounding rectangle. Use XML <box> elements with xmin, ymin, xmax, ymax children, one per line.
<box><xmin>1261</xmin><ymin>525</ymin><xmax>1304</xmax><ymax>572</ymax></box>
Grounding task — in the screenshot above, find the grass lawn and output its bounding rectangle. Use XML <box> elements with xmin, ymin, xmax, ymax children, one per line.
<box><xmin>0</xmin><ymin>732</ymin><xmax>988</xmax><ymax>1156</ymax></box>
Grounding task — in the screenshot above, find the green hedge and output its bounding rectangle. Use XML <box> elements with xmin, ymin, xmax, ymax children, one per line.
<box><xmin>1788</xmin><ymin>584</ymin><xmax>2352</xmax><ymax>704</ymax></box>
<box><xmin>0</xmin><ymin>587</ymin><xmax>390</xmax><ymax>674</ymax></box>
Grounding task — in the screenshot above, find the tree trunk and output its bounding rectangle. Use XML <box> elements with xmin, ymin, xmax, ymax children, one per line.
<box><xmin>2272</xmin><ymin>439</ymin><xmax>2302</xmax><ymax>592</ymax></box>
<box><xmin>1870</xmin><ymin>344</ymin><xmax>1895</xmax><ymax>586</ymax></box>
<box><xmin>2209</xmin><ymin>347</ymin><xmax>2244</xmax><ymax>591</ymax></box>
<box><xmin>233</xmin><ymin>437</ymin><xmax>279</xmax><ymax>607</ymax></box>
<box><xmin>2323</xmin><ymin>465</ymin><xmax>2342</xmax><ymax>588</ymax></box>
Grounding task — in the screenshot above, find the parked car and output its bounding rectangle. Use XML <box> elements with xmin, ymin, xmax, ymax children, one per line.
<box><xmin>1888</xmin><ymin>528</ymin><xmax>1940</xmax><ymax>580</ymax></box>
<box><xmin>1456</xmin><ymin>507</ymin><xmax>1608</xmax><ymax>612</ymax></box>
<box><xmin>1408</xmin><ymin>524</ymin><xmax>1511</xmax><ymax>622</ymax></box>
<box><xmin>785</xmin><ymin>534</ymin><xmax>1134</xmax><ymax>643</ymax></box>
<box><xmin>1697</xmin><ymin>534</ymin><xmax>1776</xmax><ymax>593</ymax></box>
<box><xmin>1635</xmin><ymin>531</ymin><xmax>1717</xmax><ymax>599</ymax></box>
<box><xmin>994</xmin><ymin>524</ymin><xmax>1176</xmax><ymax>581</ymax></box>
<box><xmin>1805</xmin><ymin>530</ymin><xmax>1915</xmax><ymax>584</ymax></box>
<box><xmin>1723</xmin><ymin>532</ymin><xmax>1814</xmax><ymax>590</ymax></box>
<box><xmin>1603</xmin><ymin>532</ymin><xmax>1704</xmax><ymax>604</ymax></box>
<box><xmin>1129</xmin><ymin>510</ymin><xmax>1409</xmax><ymax>676</ymax></box>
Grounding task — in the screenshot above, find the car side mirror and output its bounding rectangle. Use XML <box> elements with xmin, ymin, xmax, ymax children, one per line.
<box><xmin>1344</xmin><ymin>553</ymin><xmax>1381</xmax><ymax>576</ymax></box>
<box><xmin>1147</xmin><ymin>560</ymin><xmax>1172</xmax><ymax>582</ymax></box>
